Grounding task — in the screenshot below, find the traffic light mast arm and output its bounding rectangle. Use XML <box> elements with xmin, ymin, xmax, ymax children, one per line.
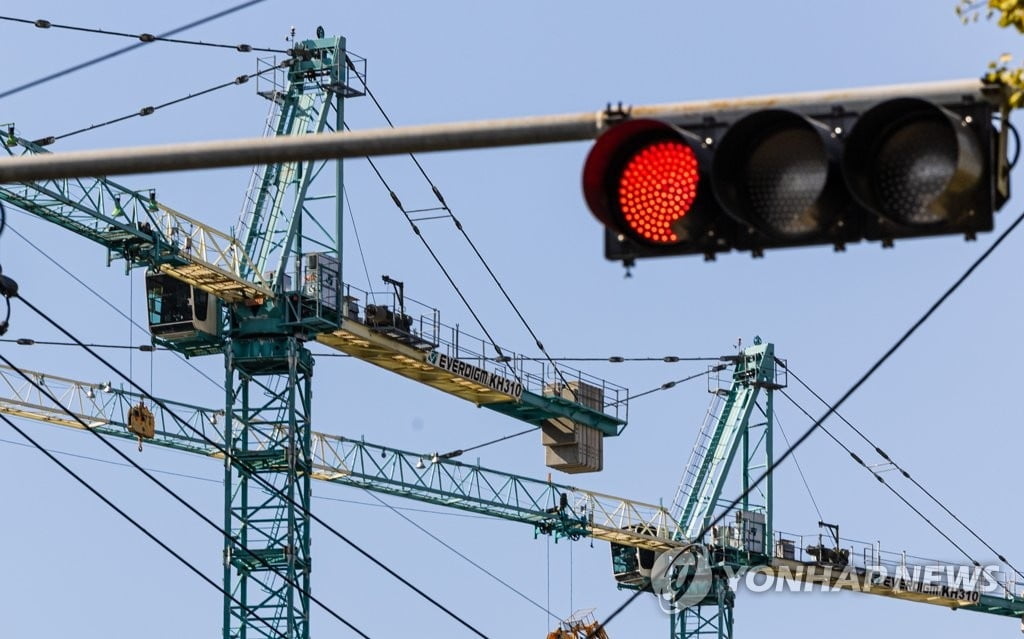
<box><xmin>0</xmin><ymin>134</ymin><xmax>273</xmax><ymax>303</ymax></box>
<box><xmin>0</xmin><ymin>79</ymin><xmax>1004</xmax><ymax>182</ymax></box>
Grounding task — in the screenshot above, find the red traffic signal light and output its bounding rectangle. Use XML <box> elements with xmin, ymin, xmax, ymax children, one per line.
<box><xmin>583</xmin><ymin>119</ymin><xmax>731</xmax><ymax>257</ymax></box>
<box><xmin>583</xmin><ymin>84</ymin><xmax>1008</xmax><ymax>262</ymax></box>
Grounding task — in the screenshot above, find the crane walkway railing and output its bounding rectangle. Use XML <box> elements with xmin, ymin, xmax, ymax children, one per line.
<box><xmin>0</xmin><ymin>364</ymin><xmax>670</xmax><ymax>550</ymax></box>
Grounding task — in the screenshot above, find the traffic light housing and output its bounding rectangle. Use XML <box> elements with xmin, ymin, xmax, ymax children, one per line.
<box><xmin>583</xmin><ymin>82</ymin><xmax>1010</xmax><ymax>262</ymax></box>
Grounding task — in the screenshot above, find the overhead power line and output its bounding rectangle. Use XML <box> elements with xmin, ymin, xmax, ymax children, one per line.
<box><xmin>0</xmin><ymin>412</ymin><xmax>289</xmax><ymax>639</ymax></box>
<box><xmin>0</xmin><ymin>0</ymin><xmax>271</xmax><ymax>101</ymax></box>
<box><xmin>15</xmin><ymin>293</ymin><xmax>494</xmax><ymax>639</ymax></box>
<box><xmin>0</xmin><ymin>14</ymin><xmax>287</xmax><ymax>53</ymax></box>
<box><xmin>780</xmin><ymin>364</ymin><xmax>1024</xmax><ymax>582</ymax></box>
<box><xmin>37</xmin><ymin>62</ymin><xmax>285</xmax><ymax>144</ymax></box>
<box><xmin>0</xmin><ymin>352</ymin><xmax>375</xmax><ymax>639</ymax></box>
<box><xmin>352</xmin><ymin>64</ymin><xmax>582</xmax><ymax>401</ymax></box>
<box><xmin>585</xmin><ymin>206</ymin><xmax>1024</xmax><ymax>638</ymax></box>
<box><xmin>778</xmin><ymin>387</ymin><xmax>982</xmax><ymax>568</ymax></box>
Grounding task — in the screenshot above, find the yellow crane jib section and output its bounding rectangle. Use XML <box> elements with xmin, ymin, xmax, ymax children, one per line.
<box><xmin>315</xmin><ymin>286</ymin><xmax>628</xmax><ymax>444</ymax></box>
<box><xmin>153</xmin><ymin>203</ymin><xmax>274</xmax><ymax>304</ymax></box>
<box><xmin>316</xmin><ymin>317</ymin><xmax>518</xmax><ymax>406</ymax></box>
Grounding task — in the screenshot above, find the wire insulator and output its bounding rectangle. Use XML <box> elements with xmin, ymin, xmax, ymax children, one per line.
<box><xmin>34</xmin><ymin>19</ymin><xmax>51</xmax><ymax>28</ymax></box>
<box><xmin>138</xmin><ymin>106</ymin><xmax>155</xmax><ymax>116</ymax></box>
<box><xmin>431</xmin><ymin>185</ymin><xmax>447</xmax><ymax>206</ymax></box>
<box><xmin>234</xmin><ymin>74</ymin><xmax>249</xmax><ymax>84</ymax></box>
<box><xmin>389</xmin><ymin>191</ymin><xmax>403</xmax><ymax>210</ymax></box>
<box><xmin>850</xmin><ymin>452</ymin><xmax>864</xmax><ymax>466</ymax></box>
<box><xmin>236</xmin><ymin>43</ymin><xmax>252</xmax><ymax>52</ymax></box>
<box><xmin>609</xmin><ymin>356</ymin><xmax>624</xmax><ymax>363</ymax></box>
<box><xmin>138</xmin><ymin>33</ymin><xmax>156</xmax><ymax>42</ymax></box>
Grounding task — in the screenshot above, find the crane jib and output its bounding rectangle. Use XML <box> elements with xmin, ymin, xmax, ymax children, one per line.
<box><xmin>425</xmin><ymin>350</ymin><xmax>523</xmax><ymax>400</ymax></box>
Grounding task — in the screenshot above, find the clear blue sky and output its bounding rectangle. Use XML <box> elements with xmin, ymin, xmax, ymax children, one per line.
<box><xmin>1</xmin><ymin>1</ymin><xmax>1022</xmax><ymax>638</ymax></box>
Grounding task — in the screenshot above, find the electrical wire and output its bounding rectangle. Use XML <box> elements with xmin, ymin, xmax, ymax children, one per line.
<box><xmin>0</xmin><ymin>14</ymin><xmax>287</xmax><ymax>53</ymax></box>
<box><xmin>0</xmin><ymin>0</ymin><xmax>271</xmax><ymax>101</ymax></box>
<box><xmin>0</xmin><ymin>351</ymin><xmax>375</xmax><ymax>639</ymax></box>
<box><xmin>0</xmin><ymin>412</ymin><xmax>289</xmax><ymax>639</ymax></box>
<box><xmin>356</xmin><ymin>143</ymin><xmax>517</xmax><ymax>385</ymax></box>
<box><xmin>0</xmin><ymin>436</ymin><xmax>502</xmax><ymax>519</ymax></box>
<box><xmin>608</xmin><ymin>366</ymin><xmax>720</xmax><ymax>406</ymax></box>
<box><xmin>349</xmin><ymin>65</ymin><xmax>582</xmax><ymax>401</ymax></box>
<box><xmin>16</xmin><ymin>294</ymin><xmax>494</xmax><ymax>639</ymax></box>
<box><xmin>585</xmin><ymin>206</ymin><xmax>1024</xmax><ymax>638</ymax></box>
<box><xmin>778</xmin><ymin>387</ymin><xmax>981</xmax><ymax>567</ymax></box>
<box><xmin>780</xmin><ymin>362</ymin><xmax>1024</xmax><ymax>581</ymax></box>
<box><xmin>360</xmin><ymin>489</ymin><xmax>560</xmax><ymax>621</ymax></box>
<box><xmin>43</xmin><ymin>63</ymin><xmax>284</xmax><ymax>144</ymax></box>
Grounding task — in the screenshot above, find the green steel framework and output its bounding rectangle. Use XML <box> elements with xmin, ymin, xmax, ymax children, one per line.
<box><xmin>4</xmin><ymin>354</ymin><xmax>1024</xmax><ymax>637</ymax></box>
<box><xmin>669</xmin><ymin>339</ymin><xmax>778</xmax><ymax>639</ymax></box>
<box><xmin>3</xmin><ymin>30</ymin><xmax>1024</xmax><ymax>639</ymax></box>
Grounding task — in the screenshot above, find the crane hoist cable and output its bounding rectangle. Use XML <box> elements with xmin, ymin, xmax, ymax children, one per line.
<box><xmin>761</xmin><ymin>404</ymin><xmax>825</xmax><ymax>522</ymax></box>
<box><xmin>780</xmin><ymin>367</ymin><xmax>1024</xmax><ymax>582</ymax></box>
<box><xmin>0</xmin><ymin>412</ymin><xmax>294</xmax><ymax>639</ymax></box>
<box><xmin>0</xmin><ymin>0</ymin><xmax>271</xmax><ymax>101</ymax></box>
<box><xmin>342</xmin><ymin>185</ymin><xmax>378</xmax><ymax>304</ymax></box>
<box><xmin>0</xmin><ymin>14</ymin><xmax>287</xmax><ymax>53</ymax></box>
<box><xmin>585</xmin><ymin>205</ymin><xmax>1024</xmax><ymax>639</ymax></box>
<box><xmin>14</xmin><ymin>294</ymin><xmax>496</xmax><ymax>639</ymax></box>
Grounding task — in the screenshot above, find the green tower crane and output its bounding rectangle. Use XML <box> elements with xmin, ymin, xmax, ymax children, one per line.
<box><xmin>0</xmin><ymin>30</ymin><xmax>628</xmax><ymax>639</ymax></box>
<box><xmin>3</xmin><ymin>343</ymin><xmax>1024</xmax><ymax>638</ymax></box>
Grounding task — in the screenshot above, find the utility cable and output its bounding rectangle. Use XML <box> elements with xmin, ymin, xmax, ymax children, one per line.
<box><xmin>781</xmin><ymin>362</ymin><xmax>1024</xmax><ymax>581</ymax></box>
<box><xmin>778</xmin><ymin>388</ymin><xmax>982</xmax><ymax>568</ymax></box>
<box><xmin>7</xmin><ymin>223</ymin><xmax>222</xmax><ymax>389</ymax></box>
<box><xmin>434</xmin><ymin>425</ymin><xmax>539</xmax><ymax>460</ymax></box>
<box><xmin>356</xmin><ymin>138</ymin><xmax>517</xmax><ymax>383</ymax></box>
<box><xmin>0</xmin><ymin>435</ymin><xmax>497</xmax><ymax>519</ymax></box>
<box><xmin>349</xmin><ymin>63</ymin><xmax>580</xmax><ymax>400</ymax></box>
<box><xmin>608</xmin><ymin>366</ymin><xmax>721</xmax><ymax>406</ymax></box>
<box><xmin>361</xmin><ymin>489</ymin><xmax>560</xmax><ymax>621</ymax></box>
<box><xmin>585</xmin><ymin>206</ymin><xmax>1024</xmax><ymax>638</ymax></box>
<box><xmin>42</xmin><ymin>63</ymin><xmax>284</xmax><ymax>144</ymax></box>
<box><xmin>0</xmin><ymin>412</ymin><xmax>289</xmax><ymax>639</ymax></box>
<box><xmin>758</xmin><ymin>402</ymin><xmax>823</xmax><ymax>522</ymax></box>
<box><xmin>0</xmin><ymin>15</ymin><xmax>287</xmax><ymax>53</ymax></box>
<box><xmin>0</xmin><ymin>352</ymin><xmax>374</xmax><ymax>639</ymax></box>
<box><xmin>0</xmin><ymin>0</ymin><xmax>271</xmax><ymax>100</ymax></box>
<box><xmin>16</xmin><ymin>294</ymin><xmax>494</xmax><ymax>639</ymax></box>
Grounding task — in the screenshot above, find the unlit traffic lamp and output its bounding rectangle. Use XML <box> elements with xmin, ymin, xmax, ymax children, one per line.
<box><xmin>583</xmin><ymin>82</ymin><xmax>1009</xmax><ymax>261</ymax></box>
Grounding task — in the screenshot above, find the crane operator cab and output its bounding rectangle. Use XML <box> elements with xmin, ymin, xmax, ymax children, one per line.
<box><xmin>146</xmin><ymin>272</ymin><xmax>222</xmax><ymax>354</ymax></box>
<box><xmin>610</xmin><ymin>525</ymin><xmax>659</xmax><ymax>590</ymax></box>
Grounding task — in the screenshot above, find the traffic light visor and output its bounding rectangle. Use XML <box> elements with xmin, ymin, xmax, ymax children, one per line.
<box><xmin>712</xmin><ymin>110</ymin><xmax>838</xmax><ymax>240</ymax></box>
<box><xmin>583</xmin><ymin>119</ymin><xmax>704</xmax><ymax>246</ymax></box>
<box><xmin>843</xmin><ymin>98</ymin><xmax>983</xmax><ymax>228</ymax></box>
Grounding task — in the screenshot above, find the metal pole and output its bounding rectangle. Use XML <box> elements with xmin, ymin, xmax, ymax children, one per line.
<box><xmin>0</xmin><ymin>78</ymin><xmax>988</xmax><ymax>182</ymax></box>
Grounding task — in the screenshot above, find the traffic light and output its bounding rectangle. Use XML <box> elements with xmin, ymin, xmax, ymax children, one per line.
<box><xmin>583</xmin><ymin>82</ymin><xmax>1010</xmax><ymax>262</ymax></box>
